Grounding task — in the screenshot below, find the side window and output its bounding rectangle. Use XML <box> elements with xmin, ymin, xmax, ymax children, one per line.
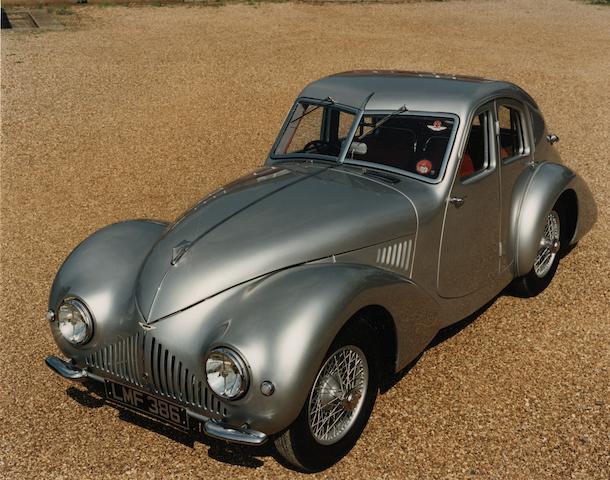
<box><xmin>497</xmin><ymin>104</ymin><xmax>525</xmax><ymax>160</ymax></box>
<box><xmin>460</xmin><ymin>111</ymin><xmax>490</xmax><ymax>180</ymax></box>
<box><xmin>337</xmin><ymin>111</ymin><xmax>353</xmax><ymax>140</ymax></box>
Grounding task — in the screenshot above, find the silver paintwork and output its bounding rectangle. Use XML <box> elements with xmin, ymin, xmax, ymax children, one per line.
<box><xmin>46</xmin><ymin>71</ymin><xmax>597</xmax><ymax>441</ymax></box>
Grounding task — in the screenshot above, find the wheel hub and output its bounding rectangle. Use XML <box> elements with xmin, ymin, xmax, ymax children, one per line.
<box><xmin>341</xmin><ymin>389</ymin><xmax>362</xmax><ymax>412</ymax></box>
<box><xmin>534</xmin><ymin>210</ymin><xmax>561</xmax><ymax>278</ymax></box>
<box><xmin>318</xmin><ymin>375</ymin><xmax>342</xmax><ymax>409</ymax></box>
<box><xmin>307</xmin><ymin>345</ymin><xmax>369</xmax><ymax>445</ymax></box>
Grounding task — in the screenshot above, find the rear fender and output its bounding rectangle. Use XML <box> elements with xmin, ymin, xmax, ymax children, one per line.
<box><xmin>511</xmin><ymin>162</ymin><xmax>596</xmax><ymax>277</ymax></box>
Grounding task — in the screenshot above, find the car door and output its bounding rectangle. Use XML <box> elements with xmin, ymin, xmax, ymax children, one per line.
<box><xmin>495</xmin><ymin>99</ymin><xmax>533</xmax><ymax>272</ymax></box>
<box><xmin>437</xmin><ymin>102</ymin><xmax>501</xmax><ymax>298</ymax></box>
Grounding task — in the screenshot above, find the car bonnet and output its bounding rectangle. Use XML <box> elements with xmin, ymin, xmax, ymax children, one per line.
<box><xmin>136</xmin><ymin>163</ymin><xmax>417</xmax><ymax>323</ymax></box>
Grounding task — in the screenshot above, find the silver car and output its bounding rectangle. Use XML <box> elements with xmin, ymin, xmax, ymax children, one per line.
<box><xmin>45</xmin><ymin>71</ymin><xmax>597</xmax><ymax>471</ymax></box>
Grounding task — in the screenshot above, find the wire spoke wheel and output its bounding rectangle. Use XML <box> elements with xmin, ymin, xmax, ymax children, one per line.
<box><xmin>307</xmin><ymin>345</ymin><xmax>368</xmax><ymax>445</ymax></box>
<box><xmin>534</xmin><ymin>210</ymin><xmax>561</xmax><ymax>278</ymax></box>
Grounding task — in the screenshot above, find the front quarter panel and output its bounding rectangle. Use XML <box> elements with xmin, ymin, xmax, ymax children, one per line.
<box><xmin>48</xmin><ymin>220</ymin><xmax>167</xmax><ymax>357</ymax></box>
<box><xmin>180</xmin><ymin>262</ymin><xmax>441</xmax><ymax>435</ymax></box>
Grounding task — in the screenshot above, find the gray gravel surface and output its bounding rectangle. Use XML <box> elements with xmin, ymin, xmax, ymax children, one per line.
<box><xmin>1</xmin><ymin>0</ymin><xmax>609</xmax><ymax>478</ymax></box>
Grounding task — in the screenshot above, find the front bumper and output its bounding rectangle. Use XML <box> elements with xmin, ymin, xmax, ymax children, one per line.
<box><xmin>45</xmin><ymin>355</ymin><xmax>268</xmax><ymax>446</ymax></box>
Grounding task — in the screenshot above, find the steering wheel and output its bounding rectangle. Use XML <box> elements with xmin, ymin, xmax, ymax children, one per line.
<box><xmin>302</xmin><ymin>139</ymin><xmax>333</xmax><ymax>153</ymax></box>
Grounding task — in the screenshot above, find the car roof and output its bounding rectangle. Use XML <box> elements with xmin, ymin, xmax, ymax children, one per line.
<box><xmin>298</xmin><ymin>70</ymin><xmax>537</xmax><ymax>116</ymax></box>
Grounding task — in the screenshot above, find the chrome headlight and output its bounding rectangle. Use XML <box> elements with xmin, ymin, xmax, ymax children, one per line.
<box><xmin>205</xmin><ymin>347</ymin><xmax>249</xmax><ymax>400</ymax></box>
<box><xmin>57</xmin><ymin>298</ymin><xmax>93</xmax><ymax>345</ymax></box>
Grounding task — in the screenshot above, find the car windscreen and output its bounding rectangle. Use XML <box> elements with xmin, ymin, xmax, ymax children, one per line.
<box><xmin>346</xmin><ymin>114</ymin><xmax>456</xmax><ymax>179</ymax></box>
<box><xmin>273</xmin><ymin>101</ymin><xmax>357</xmax><ymax>160</ymax></box>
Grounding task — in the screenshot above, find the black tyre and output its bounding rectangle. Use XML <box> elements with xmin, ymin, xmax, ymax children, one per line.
<box><xmin>512</xmin><ymin>206</ymin><xmax>563</xmax><ymax>297</ymax></box>
<box><xmin>274</xmin><ymin>318</ymin><xmax>379</xmax><ymax>471</ymax></box>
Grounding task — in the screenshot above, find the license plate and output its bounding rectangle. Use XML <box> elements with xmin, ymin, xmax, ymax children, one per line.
<box><xmin>105</xmin><ymin>380</ymin><xmax>188</xmax><ymax>429</ymax></box>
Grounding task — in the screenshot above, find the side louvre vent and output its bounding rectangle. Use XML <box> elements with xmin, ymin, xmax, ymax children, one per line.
<box><xmin>376</xmin><ymin>239</ymin><xmax>413</xmax><ymax>272</ymax></box>
<box><xmin>85</xmin><ymin>333</ymin><xmax>143</xmax><ymax>387</ymax></box>
<box><xmin>149</xmin><ymin>337</ymin><xmax>224</xmax><ymax>416</ymax></box>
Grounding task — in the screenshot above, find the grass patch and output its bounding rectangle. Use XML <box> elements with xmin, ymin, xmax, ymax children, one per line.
<box><xmin>589</xmin><ymin>0</ymin><xmax>609</xmax><ymax>4</ymax></box>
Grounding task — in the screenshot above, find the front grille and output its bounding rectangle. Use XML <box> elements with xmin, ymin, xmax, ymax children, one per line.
<box><xmin>85</xmin><ymin>333</ymin><xmax>144</xmax><ymax>386</ymax></box>
<box><xmin>85</xmin><ymin>333</ymin><xmax>226</xmax><ymax>417</ymax></box>
<box><xmin>149</xmin><ymin>337</ymin><xmax>225</xmax><ymax>416</ymax></box>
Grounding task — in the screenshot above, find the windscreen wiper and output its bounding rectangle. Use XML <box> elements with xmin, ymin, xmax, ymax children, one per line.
<box><xmin>289</xmin><ymin>96</ymin><xmax>336</xmax><ymax>124</ymax></box>
<box><xmin>356</xmin><ymin>104</ymin><xmax>408</xmax><ymax>141</ymax></box>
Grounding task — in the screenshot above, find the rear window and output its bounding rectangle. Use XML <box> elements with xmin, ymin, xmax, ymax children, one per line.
<box><xmin>498</xmin><ymin>105</ymin><xmax>525</xmax><ymax>160</ymax></box>
<box><xmin>345</xmin><ymin>114</ymin><xmax>456</xmax><ymax>179</ymax></box>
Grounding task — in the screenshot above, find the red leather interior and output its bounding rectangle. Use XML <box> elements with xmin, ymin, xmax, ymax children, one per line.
<box><xmin>460</xmin><ymin>153</ymin><xmax>475</xmax><ymax>177</ymax></box>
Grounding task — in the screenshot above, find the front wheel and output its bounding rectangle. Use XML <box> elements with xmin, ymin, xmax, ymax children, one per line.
<box><xmin>512</xmin><ymin>207</ymin><xmax>562</xmax><ymax>297</ymax></box>
<box><xmin>274</xmin><ymin>319</ymin><xmax>379</xmax><ymax>471</ymax></box>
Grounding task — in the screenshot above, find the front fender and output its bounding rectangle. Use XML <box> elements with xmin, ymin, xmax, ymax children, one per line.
<box><xmin>207</xmin><ymin>262</ymin><xmax>440</xmax><ymax>434</ymax></box>
<box><xmin>512</xmin><ymin>162</ymin><xmax>596</xmax><ymax>277</ymax></box>
<box><xmin>48</xmin><ymin>220</ymin><xmax>167</xmax><ymax>357</ymax></box>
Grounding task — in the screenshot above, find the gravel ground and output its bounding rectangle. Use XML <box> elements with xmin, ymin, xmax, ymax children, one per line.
<box><xmin>1</xmin><ymin>0</ymin><xmax>609</xmax><ymax>478</ymax></box>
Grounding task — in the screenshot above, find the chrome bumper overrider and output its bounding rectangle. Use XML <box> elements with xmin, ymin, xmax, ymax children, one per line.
<box><xmin>45</xmin><ymin>355</ymin><xmax>268</xmax><ymax>446</ymax></box>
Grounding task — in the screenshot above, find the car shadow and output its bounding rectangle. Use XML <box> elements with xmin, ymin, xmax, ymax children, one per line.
<box><xmin>381</xmin><ymin>296</ymin><xmax>497</xmax><ymax>392</ymax></box>
<box><xmin>66</xmin><ymin>294</ymin><xmax>502</xmax><ymax>469</ymax></box>
<box><xmin>66</xmin><ymin>382</ymin><xmax>273</xmax><ymax>468</ymax></box>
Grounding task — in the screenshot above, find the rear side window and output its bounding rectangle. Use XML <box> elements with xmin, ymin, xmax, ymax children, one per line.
<box><xmin>498</xmin><ymin>105</ymin><xmax>525</xmax><ymax>160</ymax></box>
<box><xmin>459</xmin><ymin>111</ymin><xmax>491</xmax><ymax>179</ymax></box>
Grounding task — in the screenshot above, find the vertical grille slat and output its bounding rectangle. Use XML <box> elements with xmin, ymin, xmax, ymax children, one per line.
<box><xmin>127</xmin><ymin>336</ymin><xmax>134</xmax><ymax>384</ymax></box>
<box><xmin>150</xmin><ymin>338</ymin><xmax>158</xmax><ymax>393</ymax></box>
<box><xmin>118</xmin><ymin>340</ymin><xmax>124</xmax><ymax>379</ymax></box>
<box><xmin>201</xmin><ymin>383</ymin><xmax>207</xmax><ymax>410</ymax></box>
<box><xmin>84</xmin><ymin>334</ymin><xmax>226</xmax><ymax>416</ymax></box>
<box><xmin>122</xmin><ymin>338</ymin><xmax>128</xmax><ymax>380</ymax></box>
<box><xmin>169</xmin><ymin>355</ymin><xmax>177</xmax><ymax>399</ymax></box>
<box><xmin>125</xmin><ymin>337</ymin><xmax>130</xmax><ymax>381</ymax></box>
<box><xmin>162</xmin><ymin>349</ymin><xmax>169</xmax><ymax>396</ymax></box>
<box><xmin>177</xmin><ymin>361</ymin><xmax>183</xmax><ymax>400</ymax></box>
<box><xmin>190</xmin><ymin>374</ymin><xmax>196</xmax><ymax>406</ymax></box>
<box><xmin>109</xmin><ymin>344</ymin><xmax>113</xmax><ymax>373</ymax></box>
<box><xmin>86</xmin><ymin>334</ymin><xmax>144</xmax><ymax>386</ymax></box>
<box><xmin>111</xmin><ymin>344</ymin><xmax>117</xmax><ymax>376</ymax></box>
<box><xmin>103</xmin><ymin>346</ymin><xmax>108</xmax><ymax>372</ymax></box>
<box><xmin>183</xmin><ymin>368</ymin><xmax>189</xmax><ymax>403</ymax></box>
<box><xmin>133</xmin><ymin>333</ymin><xmax>140</xmax><ymax>386</ymax></box>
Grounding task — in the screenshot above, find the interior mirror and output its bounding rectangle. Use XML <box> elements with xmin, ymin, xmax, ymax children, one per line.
<box><xmin>347</xmin><ymin>141</ymin><xmax>368</xmax><ymax>156</ymax></box>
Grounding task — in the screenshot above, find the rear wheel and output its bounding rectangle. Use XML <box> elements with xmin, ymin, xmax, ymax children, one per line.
<box><xmin>274</xmin><ymin>319</ymin><xmax>379</xmax><ymax>471</ymax></box>
<box><xmin>512</xmin><ymin>207</ymin><xmax>562</xmax><ymax>297</ymax></box>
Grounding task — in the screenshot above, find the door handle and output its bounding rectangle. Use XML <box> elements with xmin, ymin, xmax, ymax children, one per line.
<box><xmin>449</xmin><ymin>196</ymin><xmax>466</xmax><ymax>207</ymax></box>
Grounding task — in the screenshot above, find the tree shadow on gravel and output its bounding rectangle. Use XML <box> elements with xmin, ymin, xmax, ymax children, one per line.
<box><xmin>66</xmin><ymin>381</ymin><xmax>273</xmax><ymax>468</ymax></box>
